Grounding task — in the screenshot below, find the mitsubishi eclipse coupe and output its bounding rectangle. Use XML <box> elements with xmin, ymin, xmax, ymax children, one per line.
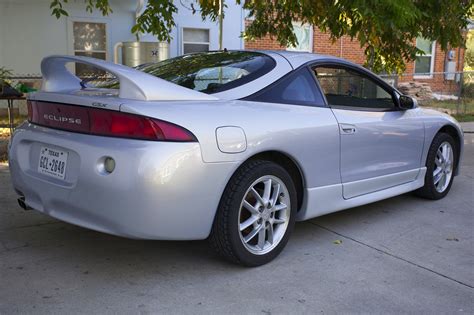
<box><xmin>9</xmin><ymin>51</ymin><xmax>463</xmax><ymax>266</ymax></box>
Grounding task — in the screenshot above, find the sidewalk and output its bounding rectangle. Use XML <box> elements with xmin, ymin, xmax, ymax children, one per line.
<box><xmin>460</xmin><ymin>122</ymin><xmax>474</xmax><ymax>133</ymax></box>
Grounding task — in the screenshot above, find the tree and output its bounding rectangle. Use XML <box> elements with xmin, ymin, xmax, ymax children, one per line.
<box><xmin>49</xmin><ymin>0</ymin><xmax>473</xmax><ymax>73</ymax></box>
<box><xmin>465</xmin><ymin>30</ymin><xmax>474</xmax><ymax>71</ymax></box>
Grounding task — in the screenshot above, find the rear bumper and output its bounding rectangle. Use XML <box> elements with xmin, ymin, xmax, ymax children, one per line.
<box><xmin>8</xmin><ymin>123</ymin><xmax>238</xmax><ymax>240</ymax></box>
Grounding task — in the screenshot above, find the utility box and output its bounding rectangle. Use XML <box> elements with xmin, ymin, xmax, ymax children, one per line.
<box><xmin>116</xmin><ymin>42</ymin><xmax>169</xmax><ymax>67</ymax></box>
<box><xmin>445</xmin><ymin>61</ymin><xmax>456</xmax><ymax>81</ymax></box>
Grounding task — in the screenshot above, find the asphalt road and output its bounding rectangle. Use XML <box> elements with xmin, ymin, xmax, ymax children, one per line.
<box><xmin>1</xmin><ymin>134</ymin><xmax>473</xmax><ymax>314</ymax></box>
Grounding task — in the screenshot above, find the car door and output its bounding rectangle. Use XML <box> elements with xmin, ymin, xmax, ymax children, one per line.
<box><xmin>312</xmin><ymin>64</ymin><xmax>425</xmax><ymax>199</ymax></box>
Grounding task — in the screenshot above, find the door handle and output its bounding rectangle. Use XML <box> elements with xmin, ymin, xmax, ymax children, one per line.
<box><xmin>340</xmin><ymin>124</ymin><xmax>357</xmax><ymax>135</ymax></box>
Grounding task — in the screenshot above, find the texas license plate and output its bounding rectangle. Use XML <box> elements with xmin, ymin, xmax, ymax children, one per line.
<box><xmin>38</xmin><ymin>146</ymin><xmax>68</xmax><ymax>180</ymax></box>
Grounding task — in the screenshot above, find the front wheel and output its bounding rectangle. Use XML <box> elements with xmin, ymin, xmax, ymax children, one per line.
<box><xmin>415</xmin><ymin>132</ymin><xmax>457</xmax><ymax>200</ymax></box>
<box><xmin>210</xmin><ymin>160</ymin><xmax>297</xmax><ymax>266</ymax></box>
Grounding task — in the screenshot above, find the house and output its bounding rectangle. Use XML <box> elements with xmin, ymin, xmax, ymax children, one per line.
<box><xmin>0</xmin><ymin>0</ymin><xmax>466</xmax><ymax>116</ymax></box>
<box><xmin>0</xmin><ymin>0</ymin><xmax>245</xmax><ymax>76</ymax></box>
<box><xmin>246</xmin><ymin>24</ymin><xmax>466</xmax><ymax>96</ymax></box>
<box><xmin>0</xmin><ymin>0</ymin><xmax>244</xmax><ymax>115</ymax></box>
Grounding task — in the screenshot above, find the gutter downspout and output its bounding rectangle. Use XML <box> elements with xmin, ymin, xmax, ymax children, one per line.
<box><xmin>113</xmin><ymin>42</ymin><xmax>123</xmax><ymax>64</ymax></box>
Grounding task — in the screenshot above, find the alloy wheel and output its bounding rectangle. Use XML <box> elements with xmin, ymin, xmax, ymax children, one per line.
<box><xmin>433</xmin><ymin>141</ymin><xmax>454</xmax><ymax>193</ymax></box>
<box><xmin>238</xmin><ymin>175</ymin><xmax>291</xmax><ymax>255</ymax></box>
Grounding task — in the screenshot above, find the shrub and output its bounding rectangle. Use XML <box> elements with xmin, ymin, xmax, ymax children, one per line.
<box><xmin>462</xmin><ymin>82</ymin><xmax>474</xmax><ymax>99</ymax></box>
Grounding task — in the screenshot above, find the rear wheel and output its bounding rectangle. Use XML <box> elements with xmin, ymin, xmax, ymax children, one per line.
<box><xmin>210</xmin><ymin>160</ymin><xmax>297</xmax><ymax>266</ymax></box>
<box><xmin>415</xmin><ymin>133</ymin><xmax>457</xmax><ymax>200</ymax></box>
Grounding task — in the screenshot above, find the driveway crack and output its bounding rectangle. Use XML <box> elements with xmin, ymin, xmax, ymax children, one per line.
<box><xmin>308</xmin><ymin>221</ymin><xmax>474</xmax><ymax>289</ymax></box>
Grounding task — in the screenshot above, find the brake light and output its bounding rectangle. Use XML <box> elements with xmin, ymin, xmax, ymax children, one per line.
<box><xmin>27</xmin><ymin>100</ymin><xmax>197</xmax><ymax>142</ymax></box>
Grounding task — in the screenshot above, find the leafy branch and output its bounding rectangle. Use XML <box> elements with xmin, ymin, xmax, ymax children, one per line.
<box><xmin>50</xmin><ymin>0</ymin><xmax>112</xmax><ymax>18</ymax></box>
<box><xmin>236</xmin><ymin>0</ymin><xmax>473</xmax><ymax>73</ymax></box>
<box><xmin>131</xmin><ymin>0</ymin><xmax>178</xmax><ymax>42</ymax></box>
<box><xmin>0</xmin><ymin>67</ymin><xmax>13</xmax><ymax>84</ymax></box>
<box><xmin>49</xmin><ymin>0</ymin><xmax>474</xmax><ymax>74</ymax></box>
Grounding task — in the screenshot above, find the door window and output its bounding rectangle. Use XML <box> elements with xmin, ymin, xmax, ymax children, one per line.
<box><xmin>314</xmin><ymin>66</ymin><xmax>396</xmax><ymax>110</ymax></box>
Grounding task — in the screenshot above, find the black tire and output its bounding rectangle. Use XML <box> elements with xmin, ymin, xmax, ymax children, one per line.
<box><xmin>209</xmin><ymin>160</ymin><xmax>297</xmax><ymax>266</ymax></box>
<box><xmin>415</xmin><ymin>132</ymin><xmax>457</xmax><ymax>200</ymax></box>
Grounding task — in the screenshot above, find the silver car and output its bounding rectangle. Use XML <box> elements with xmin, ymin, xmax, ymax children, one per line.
<box><xmin>9</xmin><ymin>51</ymin><xmax>463</xmax><ymax>266</ymax></box>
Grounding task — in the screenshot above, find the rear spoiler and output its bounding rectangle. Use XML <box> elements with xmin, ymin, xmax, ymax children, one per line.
<box><xmin>40</xmin><ymin>55</ymin><xmax>218</xmax><ymax>101</ymax></box>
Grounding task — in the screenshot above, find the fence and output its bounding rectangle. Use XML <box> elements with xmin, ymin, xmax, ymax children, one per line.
<box><xmin>380</xmin><ymin>71</ymin><xmax>474</xmax><ymax>116</ymax></box>
<box><xmin>1</xmin><ymin>70</ymin><xmax>474</xmax><ymax>120</ymax></box>
<box><xmin>2</xmin><ymin>74</ymin><xmax>42</xmax><ymax>93</ymax></box>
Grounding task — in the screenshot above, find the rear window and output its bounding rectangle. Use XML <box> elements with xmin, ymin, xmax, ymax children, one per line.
<box><xmin>136</xmin><ymin>51</ymin><xmax>275</xmax><ymax>94</ymax></box>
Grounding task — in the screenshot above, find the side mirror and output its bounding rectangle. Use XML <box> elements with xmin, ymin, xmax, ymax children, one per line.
<box><xmin>398</xmin><ymin>95</ymin><xmax>417</xmax><ymax>110</ymax></box>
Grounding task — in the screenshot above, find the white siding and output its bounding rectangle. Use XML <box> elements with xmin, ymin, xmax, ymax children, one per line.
<box><xmin>0</xmin><ymin>0</ymin><xmax>244</xmax><ymax>76</ymax></box>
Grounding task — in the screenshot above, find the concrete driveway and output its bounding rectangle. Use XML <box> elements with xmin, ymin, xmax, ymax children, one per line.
<box><xmin>1</xmin><ymin>134</ymin><xmax>473</xmax><ymax>314</ymax></box>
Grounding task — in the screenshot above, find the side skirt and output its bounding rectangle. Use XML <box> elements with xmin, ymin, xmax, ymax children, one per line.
<box><xmin>343</xmin><ymin>168</ymin><xmax>421</xmax><ymax>199</ymax></box>
<box><xmin>296</xmin><ymin>167</ymin><xmax>426</xmax><ymax>221</ymax></box>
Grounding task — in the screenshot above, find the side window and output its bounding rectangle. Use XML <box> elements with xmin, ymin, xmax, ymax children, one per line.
<box><xmin>247</xmin><ymin>68</ymin><xmax>325</xmax><ymax>106</ymax></box>
<box><xmin>314</xmin><ymin>66</ymin><xmax>396</xmax><ymax>110</ymax></box>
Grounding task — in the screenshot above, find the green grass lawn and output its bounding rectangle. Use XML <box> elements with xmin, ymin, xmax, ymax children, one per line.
<box><xmin>418</xmin><ymin>97</ymin><xmax>474</xmax><ymax>122</ymax></box>
<box><xmin>452</xmin><ymin>114</ymin><xmax>474</xmax><ymax>122</ymax></box>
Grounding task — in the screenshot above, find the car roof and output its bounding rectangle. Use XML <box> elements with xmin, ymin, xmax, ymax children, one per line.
<box><xmin>207</xmin><ymin>50</ymin><xmax>357</xmax><ymax>100</ymax></box>
<box><xmin>214</xmin><ymin>50</ymin><xmax>398</xmax><ymax>100</ymax></box>
<box><xmin>256</xmin><ymin>50</ymin><xmax>347</xmax><ymax>69</ymax></box>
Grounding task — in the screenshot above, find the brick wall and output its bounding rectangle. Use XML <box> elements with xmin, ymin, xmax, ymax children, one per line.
<box><xmin>313</xmin><ymin>29</ymin><xmax>367</xmax><ymax>65</ymax></box>
<box><xmin>244</xmin><ymin>23</ymin><xmax>465</xmax><ymax>95</ymax></box>
<box><xmin>399</xmin><ymin>42</ymin><xmax>464</xmax><ymax>94</ymax></box>
<box><xmin>245</xmin><ymin>36</ymin><xmax>286</xmax><ymax>51</ymax></box>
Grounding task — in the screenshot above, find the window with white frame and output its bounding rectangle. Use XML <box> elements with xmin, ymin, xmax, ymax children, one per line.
<box><xmin>287</xmin><ymin>23</ymin><xmax>312</xmax><ymax>52</ymax></box>
<box><xmin>414</xmin><ymin>38</ymin><xmax>435</xmax><ymax>77</ymax></box>
<box><xmin>72</xmin><ymin>21</ymin><xmax>107</xmax><ymax>76</ymax></box>
<box><xmin>182</xmin><ymin>28</ymin><xmax>210</xmax><ymax>54</ymax></box>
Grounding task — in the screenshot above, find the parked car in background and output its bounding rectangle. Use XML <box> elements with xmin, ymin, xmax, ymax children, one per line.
<box><xmin>9</xmin><ymin>51</ymin><xmax>463</xmax><ymax>266</ymax></box>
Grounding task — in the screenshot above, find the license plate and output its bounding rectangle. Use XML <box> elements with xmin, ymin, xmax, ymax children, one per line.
<box><xmin>38</xmin><ymin>146</ymin><xmax>68</xmax><ymax>180</ymax></box>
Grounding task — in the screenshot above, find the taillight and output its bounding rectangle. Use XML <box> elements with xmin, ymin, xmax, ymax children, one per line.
<box><xmin>27</xmin><ymin>100</ymin><xmax>197</xmax><ymax>142</ymax></box>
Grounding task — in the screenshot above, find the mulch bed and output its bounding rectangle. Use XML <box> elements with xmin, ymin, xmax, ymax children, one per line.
<box><xmin>0</xmin><ymin>138</ymin><xmax>8</xmax><ymax>162</ymax></box>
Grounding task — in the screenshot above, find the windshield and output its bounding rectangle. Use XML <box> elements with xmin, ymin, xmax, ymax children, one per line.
<box><xmin>91</xmin><ymin>51</ymin><xmax>275</xmax><ymax>94</ymax></box>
